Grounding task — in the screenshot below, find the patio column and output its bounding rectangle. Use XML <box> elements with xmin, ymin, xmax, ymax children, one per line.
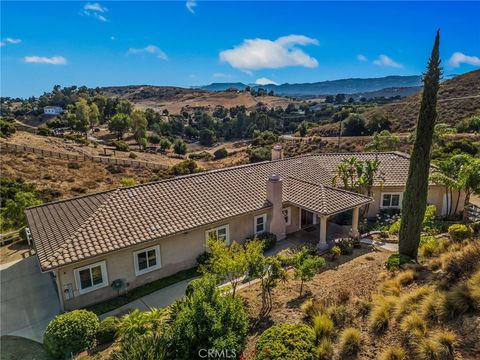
<box><xmin>317</xmin><ymin>216</ymin><xmax>329</xmax><ymax>250</ymax></box>
<box><xmin>351</xmin><ymin>206</ymin><xmax>360</xmax><ymax>239</ymax></box>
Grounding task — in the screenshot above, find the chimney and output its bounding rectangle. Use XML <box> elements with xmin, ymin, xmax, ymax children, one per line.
<box><xmin>271</xmin><ymin>144</ymin><xmax>283</xmax><ymax>161</ymax></box>
<box><xmin>266</xmin><ymin>174</ymin><xmax>286</xmax><ymax>240</ymax></box>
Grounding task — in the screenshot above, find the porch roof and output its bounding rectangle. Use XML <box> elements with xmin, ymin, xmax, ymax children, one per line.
<box><xmin>284</xmin><ymin>177</ymin><xmax>373</xmax><ymax>216</ymax></box>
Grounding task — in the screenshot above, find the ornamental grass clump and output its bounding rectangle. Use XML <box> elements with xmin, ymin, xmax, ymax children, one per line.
<box><xmin>399</xmin><ymin>312</ymin><xmax>428</xmax><ymax>338</ymax></box>
<box><xmin>394</xmin><ymin>286</ymin><xmax>433</xmax><ymax>319</ymax></box>
<box><xmin>439</xmin><ymin>283</ymin><xmax>476</xmax><ymax>319</ymax></box>
<box><xmin>312</xmin><ymin>314</ymin><xmax>334</xmax><ymax>340</ymax></box>
<box><xmin>418</xmin><ymin>290</ymin><xmax>445</xmax><ymax>324</ymax></box>
<box><xmin>337</xmin><ymin>327</ymin><xmax>361</xmax><ymax>356</ymax></box>
<box><xmin>315</xmin><ymin>337</ymin><xmax>334</xmax><ymax>360</ymax></box>
<box><xmin>378</xmin><ymin>346</ymin><xmax>407</xmax><ymax>360</ymax></box>
<box><xmin>368</xmin><ymin>295</ymin><xmax>397</xmax><ymax>334</ymax></box>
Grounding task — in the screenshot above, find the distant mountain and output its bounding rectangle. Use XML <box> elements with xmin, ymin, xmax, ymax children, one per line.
<box><xmin>198</xmin><ymin>75</ymin><xmax>423</xmax><ymax>96</ymax></box>
<box><xmin>199</xmin><ymin>82</ymin><xmax>249</xmax><ymax>91</ymax></box>
<box><xmin>354</xmin><ymin>86</ymin><xmax>423</xmax><ymax>99</ymax></box>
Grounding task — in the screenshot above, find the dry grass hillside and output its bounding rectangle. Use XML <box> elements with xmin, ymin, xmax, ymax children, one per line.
<box><xmin>381</xmin><ymin>70</ymin><xmax>480</xmax><ymax>131</ymax></box>
<box><xmin>101</xmin><ymin>85</ymin><xmax>293</xmax><ymax>114</ymax></box>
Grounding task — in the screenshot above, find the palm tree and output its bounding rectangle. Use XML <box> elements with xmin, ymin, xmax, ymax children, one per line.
<box><xmin>458</xmin><ymin>158</ymin><xmax>480</xmax><ymax>222</ymax></box>
<box><xmin>332</xmin><ymin>157</ymin><xmax>360</xmax><ymax>192</ymax></box>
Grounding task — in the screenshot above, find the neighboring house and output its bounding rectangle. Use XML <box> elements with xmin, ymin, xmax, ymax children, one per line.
<box><xmin>25</xmin><ymin>148</ymin><xmax>465</xmax><ymax>310</ymax></box>
<box><xmin>43</xmin><ymin>106</ymin><xmax>64</xmax><ymax>115</ymax></box>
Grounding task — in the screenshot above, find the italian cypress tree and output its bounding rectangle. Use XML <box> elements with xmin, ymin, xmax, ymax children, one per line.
<box><xmin>398</xmin><ymin>30</ymin><xmax>442</xmax><ymax>260</ymax></box>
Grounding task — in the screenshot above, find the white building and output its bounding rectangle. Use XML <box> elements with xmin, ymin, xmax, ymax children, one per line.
<box><xmin>43</xmin><ymin>106</ymin><xmax>64</xmax><ymax>115</ymax></box>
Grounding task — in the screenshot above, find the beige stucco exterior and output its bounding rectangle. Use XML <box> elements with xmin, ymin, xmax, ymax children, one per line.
<box><xmin>367</xmin><ymin>185</ymin><xmax>466</xmax><ymax>218</ymax></box>
<box><xmin>53</xmin><ymin>184</ymin><xmax>465</xmax><ymax>310</ymax></box>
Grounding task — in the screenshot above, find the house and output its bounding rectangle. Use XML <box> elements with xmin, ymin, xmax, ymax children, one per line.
<box><xmin>25</xmin><ymin>148</ymin><xmax>465</xmax><ymax>310</ymax></box>
<box><xmin>43</xmin><ymin>106</ymin><xmax>64</xmax><ymax>115</ymax></box>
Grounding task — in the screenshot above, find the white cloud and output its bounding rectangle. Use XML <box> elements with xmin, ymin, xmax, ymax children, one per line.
<box><xmin>357</xmin><ymin>54</ymin><xmax>367</xmax><ymax>62</ymax></box>
<box><xmin>213</xmin><ymin>72</ymin><xmax>232</xmax><ymax>78</ymax></box>
<box><xmin>373</xmin><ymin>54</ymin><xmax>402</xmax><ymax>68</ymax></box>
<box><xmin>127</xmin><ymin>45</ymin><xmax>168</xmax><ymax>60</ymax></box>
<box><xmin>23</xmin><ymin>56</ymin><xmax>68</xmax><ymax>65</ymax></box>
<box><xmin>1</xmin><ymin>38</ymin><xmax>22</xmax><ymax>46</ymax></box>
<box><xmin>82</xmin><ymin>2</ymin><xmax>108</xmax><ymax>22</ymax></box>
<box><xmin>448</xmin><ymin>52</ymin><xmax>480</xmax><ymax>68</ymax></box>
<box><xmin>186</xmin><ymin>0</ymin><xmax>197</xmax><ymax>14</ymax></box>
<box><xmin>84</xmin><ymin>3</ymin><xmax>107</xmax><ymax>12</ymax></box>
<box><xmin>219</xmin><ymin>34</ymin><xmax>319</xmax><ymax>71</ymax></box>
<box><xmin>255</xmin><ymin>77</ymin><xmax>278</xmax><ymax>86</ymax></box>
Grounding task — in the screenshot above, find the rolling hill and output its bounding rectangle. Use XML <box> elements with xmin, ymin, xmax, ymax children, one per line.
<box><xmin>100</xmin><ymin>85</ymin><xmax>293</xmax><ymax>114</ymax></box>
<box><xmin>381</xmin><ymin>69</ymin><xmax>480</xmax><ymax>131</ymax></box>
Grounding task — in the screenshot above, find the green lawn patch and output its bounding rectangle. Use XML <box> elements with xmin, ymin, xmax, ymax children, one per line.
<box><xmin>85</xmin><ymin>267</ymin><xmax>200</xmax><ymax>315</ymax></box>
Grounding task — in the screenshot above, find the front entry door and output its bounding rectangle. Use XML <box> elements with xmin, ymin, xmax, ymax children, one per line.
<box><xmin>301</xmin><ymin>209</ymin><xmax>316</xmax><ymax>228</ymax></box>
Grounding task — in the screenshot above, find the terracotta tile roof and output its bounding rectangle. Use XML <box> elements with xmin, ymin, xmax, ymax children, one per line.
<box><xmin>26</xmin><ymin>151</ymin><xmax>413</xmax><ymax>271</ymax></box>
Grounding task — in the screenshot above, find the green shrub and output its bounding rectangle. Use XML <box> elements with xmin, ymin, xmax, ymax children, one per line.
<box><xmin>170</xmin><ymin>160</ymin><xmax>200</xmax><ymax>176</ymax></box>
<box><xmin>419</xmin><ymin>235</ymin><xmax>439</xmax><ymax>257</ymax></box>
<box><xmin>276</xmin><ymin>248</ymin><xmax>295</xmax><ymax>267</ymax></box>
<box><xmin>148</xmin><ymin>133</ymin><xmax>161</xmax><ymax>145</ymax></box>
<box><xmin>37</xmin><ymin>126</ymin><xmax>53</xmax><ymax>137</ymax></box>
<box><xmin>188</xmin><ymin>151</ymin><xmax>212</xmax><ymax>160</ymax></box>
<box><xmin>246</xmin><ymin>232</ymin><xmax>277</xmax><ymax>251</ymax></box>
<box><xmin>388</xmin><ymin>219</ymin><xmax>401</xmax><ymax>235</ymax></box>
<box><xmin>254</xmin><ymin>323</ymin><xmax>316</xmax><ymax>360</ymax></box>
<box><xmin>386</xmin><ymin>253</ymin><xmax>412</xmax><ymax>270</ymax></box>
<box><xmin>334</xmin><ymin>238</ymin><xmax>353</xmax><ymax>255</ymax></box>
<box><xmin>315</xmin><ymin>338</ymin><xmax>333</xmax><ymax>360</ymax></box>
<box><xmin>312</xmin><ymin>314</ymin><xmax>333</xmax><ymax>339</ymax></box>
<box><xmin>44</xmin><ymin>309</ymin><xmax>99</xmax><ymax>359</ymax></box>
<box><xmin>96</xmin><ymin>316</ymin><xmax>120</xmax><ymax>344</ymax></box>
<box><xmin>448</xmin><ymin>224</ymin><xmax>473</xmax><ymax>242</ymax></box>
<box><xmin>113</xmin><ymin>140</ymin><xmax>129</xmax><ymax>152</ymax></box>
<box><xmin>330</xmin><ymin>245</ymin><xmax>341</xmax><ymax>260</ymax></box>
<box><xmin>214</xmin><ymin>147</ymin><xmax>228</xmax><ymax>159</ymax></box>
<box><xmin>173</xmin><ymin>139</ymin><xmax>187</xmax><ymax>155</ymax></box>
<box><xmin>0</xmin><ymin>117</ymin><xmax>16</xmax><ymax>137</ymax></box>
<box><xmin>337</xmin><ymin>327</ymin><xmax>361</xmax><ymax>356</ymax></box>
<box><xmin>129</xmin><ymin>152</ymin><xmax>137</xmax><ymax>159</ymax></box>
<box><xmin>379</xmin><ymin>346</ymin><xmax>407</xmax><ymax>360</ymax></box>
<box><xmin>248</xmin><ymin>146</ymin><xmax>271</xmax><ymax>163</ymax></box>
<box><xmin>120</xmin><ymin>177</ymin><xmax>137</xmax><ymax>187</ymax></box>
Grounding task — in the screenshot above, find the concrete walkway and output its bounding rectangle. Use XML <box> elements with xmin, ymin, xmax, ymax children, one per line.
<box><xmin>360</xmin><ymin>238</ymin><xmax>399</xmax><ymax>252</ymax></box>
<box><xmin>100</xmin><ymin>278</ymin><xmax>196</xmax><ymax>319</ymax></box>
<box><xmin>0</xmin><ymin>257</ymin><xmax>61</xmax><ymax>343</ymax></box>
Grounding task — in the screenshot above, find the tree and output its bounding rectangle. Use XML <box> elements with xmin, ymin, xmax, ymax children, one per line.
<box><xmin>293</xmin><ymin>248</ymin><xmax>325</xmax><ymax>295</ymax></box>
<box><xmin>3</xmin><ymin>191</ymin><xmax>42</xmax><ymax>228</ymax></box>
<box><xmin>245</xmin><ymin>240</ymin><xmax>287</xmax><ymax>316</ymax></box>
<box><xmin>89</xmin><ymin>103</ymin><xmax>100</xmax><ymax>130</ymax></box>
<box><xmin>116</xmin><ymin>100</ymin><xmax>133</xmax><ymax>115</ymax></box>
<box><xmin>398</xmin><ymin>31</ymin><xmax>442</xmax><ymax>260</ymax></box>
<box><xmin>168</xmin><ymin>275</ymin><xmax>249</xmax><ymax>359</ymax></box>
<box><xmin>325</xmin><ymin>95</ymin><xmax>334</xmax><ymax>103</ymax></box>
<box><xmin>199</xmin><ymin>129</ymin><xmax>216</xmax><ymax>147</ymax></box>
<box><xmin>159</xmin><ymin>138</ymin><xmax>172</xmax><ymax>152</ymax></box>
<box><xmin>335</xmin><ymin>93</ymin><xmax>346</xmax><ymax>104</ymax></box>
<box><xmin>297</xmin><ymin>122</ymin><xmax>308</xmax><ymax>137</ymax></box>
<box><xmin>214</xmin><ymin>147</ymin><xmax>228</xmax><ymax>160</ymax></box>
<box><xmin>365</xmin><ymin>130</ymin><xmax>400</xmax><ymax>152</ymax></box>
<box><xmin>108</xmin><ymin>113</ymin><xmax>132</xmax><ymax>139</ymax></box>
<box><xmin>173</xmin><ymin>139</ymin><xmax>187</xmax><ymax>155</ymax></box>
<box><xmin>169</xmin><ymin>160</ymin><xmax>199</xmax><ymax>175</ymax></box>
<box><xmin>342</xmin><ymin>114</ymin><xmax>367</xmax><ymax>136</ymax></box>
<box><xmin>201</xmin><ymin>239</ymin><xmax>247</xmax><ymax>298</ymax></box>
<box><xmin>458</xmin><ymin>158</ymin><xmax>480</xmax><ymax>222</ymax></box>
<box><xmin>365</xmin><ymin>109</ymin><xmax>391</xmax><ymax>134</ymax></box>
<box><xmin>131</xmin><ymin>110</ymin><xmax>148</xmax><ymax>143</ymax></box>
<box><xmin>74</xmin><ymin>99</ymin><xmax>90</xmax><ymax>135</ymax></box>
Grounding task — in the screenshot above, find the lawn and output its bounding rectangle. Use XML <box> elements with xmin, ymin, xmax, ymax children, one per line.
<box><xmin>0</xmin><ymin>336</ymin><xmax>49</xmax><ymax>360</ymax></box>
<box><xmin>85</xmin><ymin>267</ymin><xmax>199</xmax><ymax>315</ymax></box>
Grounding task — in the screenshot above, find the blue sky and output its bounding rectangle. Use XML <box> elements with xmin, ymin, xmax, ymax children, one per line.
<box><xmin>1</xmin><ymin>1</ymin><xmax>480</xmax><ymax>98</ymax></box>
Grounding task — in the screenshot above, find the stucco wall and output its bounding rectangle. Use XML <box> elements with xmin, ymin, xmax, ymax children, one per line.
<box><xmin>367</xmin><ymin>185</ymin><xmax>465</xmax><ymax>218</ymax></box>
<box><xmin>58</xmin><ymin>208</ymin><xmax>272</xmax><ymax>310</ymax></box>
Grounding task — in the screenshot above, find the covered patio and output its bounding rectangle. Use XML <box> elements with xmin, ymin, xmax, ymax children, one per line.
<box><xmin>282</xmin><ymin>177</ymin><xmax>373</xmax><ymax>251</ymax></box>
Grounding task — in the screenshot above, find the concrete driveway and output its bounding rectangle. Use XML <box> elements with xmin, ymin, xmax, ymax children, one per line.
<box><xmin>1</xmin><ymin>257</ymin><xmax>61</xmax><ymax>343</ymax></box>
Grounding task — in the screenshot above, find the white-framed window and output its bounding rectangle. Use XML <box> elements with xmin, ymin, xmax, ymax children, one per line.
<box><xmin>133</xmin><ymin>245</ymin><xmax>161</xmax><ymax>276</ymax></box>
<box><xmin>283</xmin><ymin>207</ymin><xmax>291</xmax><ymax>226</ymax></box>
<box><xmin>74</xmin><ymin>261</ymin><xmax>108</xmax><ymax>295</ymax></box>
<box><xmin>381</xmin><ymin>193</ymin><xmax>402</xmax><ymax>209</ymax></box>
<box><xmin>205</xmin><ymin>224</ymin><xmax>230</xmax><ymax>245</ymax></box>
<box><xmin>254</xmin><ymin>213</ymin><xmax>267</xmax><ymax>235</ymax></box>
